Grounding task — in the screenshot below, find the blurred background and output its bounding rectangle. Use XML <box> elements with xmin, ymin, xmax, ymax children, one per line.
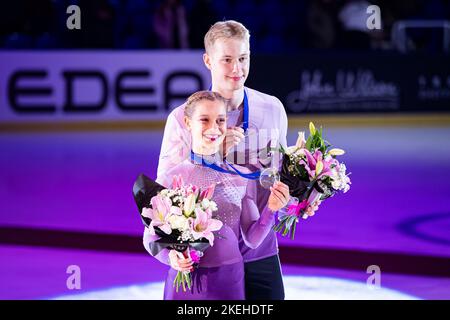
<box><xmin>0</xmin><ymin>0</ymin><xmax>449</xmax><ymax>300</ymax></box>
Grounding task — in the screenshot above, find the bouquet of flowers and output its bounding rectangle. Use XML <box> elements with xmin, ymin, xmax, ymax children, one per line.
<box><xmin>133</xmin><ymin>174</ymin><xmax>223</xmax><ymax>292</ymax></box>
<box><xmin>273</xmin><ymin>122</ymin><xmax>351</xmax><ymax>239</ymax></box>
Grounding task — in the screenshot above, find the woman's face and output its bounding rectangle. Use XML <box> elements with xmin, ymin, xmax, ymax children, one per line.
<box><xmin>186</xmin><ymin>100</ymin><xmax>227</xmax><ymax>155</ymax></box>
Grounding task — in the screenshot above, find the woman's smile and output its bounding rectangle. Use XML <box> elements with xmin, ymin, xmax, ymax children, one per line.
<box><xmin>203</xmin><ymin>133</ymin><xmax>221</xmax><ymax>142</ymax></box>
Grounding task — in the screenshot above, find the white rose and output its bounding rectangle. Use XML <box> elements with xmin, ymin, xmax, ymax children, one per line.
<box><xmin>331</xmin><ymin>179</ymin><xmax>341</xmax><ymax>190</ymax></box>
<box><xmin>209</xmin><ymin>201</ymin><xmax>218</xmax><ymax>212</ymax></box>
<box><xmin>168</xmin><ymin>215</ymin><xmax>189</xmax><ymax>231</ymax></box>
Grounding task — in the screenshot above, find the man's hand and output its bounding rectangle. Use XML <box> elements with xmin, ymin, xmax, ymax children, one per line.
<box><xmin>303</xmin><ymin>200</ymin><xmax>321</xmax><ymax>219</ymax></box>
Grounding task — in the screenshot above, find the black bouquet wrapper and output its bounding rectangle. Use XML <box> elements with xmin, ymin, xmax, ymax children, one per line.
<box><xmin>132</xmin><ymin>173</ymin><xmax>211</xmax><ymax>256</ymax></box>
<box><xmin>279</xmin><ymin>154</ymin><xmax>325</xmax><ymax>201</ymax></box>
<box><xmin>132</xmin><ymin>173</ymin><xmax>166</xmax><ymax>228</ymax></box>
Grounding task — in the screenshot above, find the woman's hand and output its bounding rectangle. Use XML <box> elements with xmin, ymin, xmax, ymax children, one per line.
<box><xmin>222</xmin><ymin>127</ymin><xmax>245</xmax><ymax>157</ymax></box>
<box><xmin>268</xmin><ymin>181</ymin><xmax>290</xmax><ymax>212</ymax></box>
<box><xmin>168</xmin><ymin>249</ymin><xmax>193</xmax><ymax>272</ymax></box>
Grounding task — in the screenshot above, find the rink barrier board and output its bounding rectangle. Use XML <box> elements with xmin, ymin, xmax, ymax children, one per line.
<box><xmin>0</xmin><ymin>113</ymin><xmax>449</xmax><ymax>132</ymax></box>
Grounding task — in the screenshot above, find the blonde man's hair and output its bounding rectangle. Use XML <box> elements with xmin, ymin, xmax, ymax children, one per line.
<box><xmin>184</xmin><ymin>91</ymin><xmax>228</xmax><ymax>118</ymax></box>
<box><xmin>204</xmin><ymin>20</ymin><xmax>250</xmax><ymax>53</ymax></box>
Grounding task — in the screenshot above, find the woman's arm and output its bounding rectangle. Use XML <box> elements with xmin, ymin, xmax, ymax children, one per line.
<box><xmin>240</xmin><ymin>199</ymin><xmax>276</xmax><ymax>249</ymax></box>
<box><xmin>143</xmin><ymin>228</ymin><xmax>193</xmax><ymax>271</ymax></box>
<box><xmin>240</xmin><ymin>180</ymin><xmax>276</xmax><ymax>249</ymax></box>
<box><xmin>240</xmin><ymin>180</ymin><xmax>290</xmax><ymax>249</ymax></box>
<box><xmin>142</xmin><ymin>228</ymin><xmax>171</xmax><ymax>266</ymax></box>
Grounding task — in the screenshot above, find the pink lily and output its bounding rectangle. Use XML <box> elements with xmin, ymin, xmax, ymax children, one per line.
<box><xmin>204</xmin><ymin>208</ymin><xmax>213</xmax><ymax>219</ymax></box>
<box><xmin>141</xmin><ymin>194</ymin><xmax>173</xmax><ymax>235</ymax></box>
<box><xmin>301</xmin><ymin>149</ymin><xmax>337</xmax><ymax>179</ymax></box>
<box><xmin>189</xmin><ymin>208</ymin><xmax>223</xmax><ymax>246</ymax></box>
<box><xmin>189</xmin><ymin>185</ymin><xmax>199</xmax><ymax>197</ymax></box>
<box><xmin>172</xmin><ymin>175</ymin><xmax>184</xmax><ymax>189</ymax></box>
<box><xmin>199</xmin><ymin>183</ymin><xmax>216</xmax><ymax>201</ymax></box>
<box><xmin>319</xmin><ymin>155</ymin><xmax>339</xmax><ymax>178</ymax></box>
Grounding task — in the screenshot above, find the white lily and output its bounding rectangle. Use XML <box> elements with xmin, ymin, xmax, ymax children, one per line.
<box><xmin>295</xmin><ymin>131</ymin><xmax>306</xmax><ymax>149</ymax></box>
<box><xmin>183</xmin><ymin>193</ymin><xmax>196</xmax><ymax>217</ymax></box>
<box><xmin>328</xmin><ymin>148</ymin><xmax>345</xmax><ymax>156</ymax></box>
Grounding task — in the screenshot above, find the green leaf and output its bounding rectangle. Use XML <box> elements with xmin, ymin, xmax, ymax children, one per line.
<box><xmin>291</xmin><ymin>219</ymin><xmax>297</xmax><ymax>240</ymax></box>
<box><xmin>305</xmin><ymin>137</ymin><xmax>312</xmax><ymax>150</ymax></box>
<box><xmin>279</xmin><ymin>144</ymin><xmax>286</xmax><ymax>155</ymax></box>
<box><xmin>282</xmin><ymin>225</ymin><xmax>289</xmax><ymax>236</ymax></box>
<box><xmin>186</xmin><ymin>273</ymin><xmax>191</xmax><ymax>289</ymax></box>
<box><xmin>174</xmin><ymin>272</ymin><xmax>180</xmax><ymax>292</ymax></box>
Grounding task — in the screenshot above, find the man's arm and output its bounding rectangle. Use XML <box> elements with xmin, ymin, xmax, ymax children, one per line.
<box><xmin>277</xmin><ymin>97</ymin><xmax>288</xmax><ymax>149</ymax></box>
<box><xmin>268</xmin><ymin>97</ymin><xmax>288</xmax><ymax>171</ymax></box>
<box><xmin>156</xmin><ymin>108</ymin><xmax>191</xmax><ymax>182</ymax></box>
<box><xmin>146</xmin><ymin>107</ymin><xmax>190</xmax><ymax>263</ymax></box>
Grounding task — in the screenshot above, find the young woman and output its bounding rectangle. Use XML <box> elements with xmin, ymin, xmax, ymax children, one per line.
<box><xmin>143</xmin><ymin>91</ymin><xmax>290</xmax><ymax>300</ymax></box>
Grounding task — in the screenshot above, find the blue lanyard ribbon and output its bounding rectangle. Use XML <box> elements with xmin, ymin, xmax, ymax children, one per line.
<box><xmin>190</xmin><ymin>151</ymin><xmax>260</xmax><ymax>180</ymax></box>
<box><xmin>242</xmin><ymin>90</ymin><xmax>249</xmax><ymax>132</ymax></box>
<box><xmin>208</xmin><ymin>86</ymin><xmax>249</xmax><ymax>133</ymax></box>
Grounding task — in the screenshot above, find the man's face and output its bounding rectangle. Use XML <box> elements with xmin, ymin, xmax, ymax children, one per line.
<box><xmin>204</xmin><ymin>37</ymin><xmax>250</xmax><ymax>92</ymax></box>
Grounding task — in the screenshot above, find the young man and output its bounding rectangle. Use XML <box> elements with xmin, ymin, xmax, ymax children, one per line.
<box><xmin>155</xmin><ymin>20</ymin><xmax>314</xmax><ymax>300</ymax></box>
